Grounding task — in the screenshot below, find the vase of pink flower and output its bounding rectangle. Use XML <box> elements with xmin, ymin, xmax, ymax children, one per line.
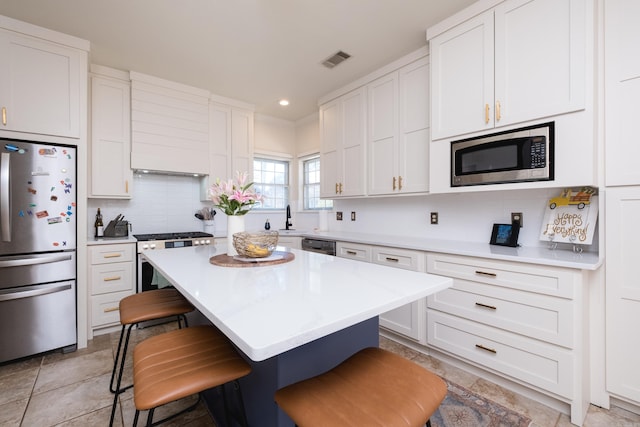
<box><xmin>209</xmin><ymin>171</ymin><xmax>263</xmax><ymax>255</ymax></box>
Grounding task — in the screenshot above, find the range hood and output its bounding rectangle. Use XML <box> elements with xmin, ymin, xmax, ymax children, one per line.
<box><xmin>130</xmin><ymin>71</ymin><xmax>210</xmax><ymax>176</ymax></box>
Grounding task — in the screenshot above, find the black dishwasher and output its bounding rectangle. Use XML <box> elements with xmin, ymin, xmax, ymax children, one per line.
<box><xmin>301</xmin><ymin>238</ymin><xmax>336</xmax><ymax>256</ymax></box>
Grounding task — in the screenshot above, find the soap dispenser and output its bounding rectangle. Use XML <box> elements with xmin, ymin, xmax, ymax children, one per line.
<box><xmin>264</xmin><ymin>219</ymin><xmax>271</xmax><ymax>230</ymax></box>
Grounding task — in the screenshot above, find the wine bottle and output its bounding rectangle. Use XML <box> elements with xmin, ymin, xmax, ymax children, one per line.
<box><xmin>95</xmin><ymin>208</ymin><xmax>104</xmax><ymax>237</ymax></box>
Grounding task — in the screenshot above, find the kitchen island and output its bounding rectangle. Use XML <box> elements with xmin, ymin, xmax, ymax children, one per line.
<box><xmin>143</xmin><ymin>244</ymin><xmax>452</xmax><ymax>426</ymax></box>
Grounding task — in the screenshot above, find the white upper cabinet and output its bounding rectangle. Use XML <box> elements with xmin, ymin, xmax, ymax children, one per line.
<box><xmin>429</xmin><ymin>0</ymin><xmax>586</xmax><ymax>141</ymax></box>
<box><xmin>0</xmin><ymin>26</ymin><xmax>86</xmax><ymax>139</ymax></box>
<box><xmin>430</xmin><ymin>11</ymin><xmax>493</xmax><ymax>140</ymax></box>
<box><xmin>368</xmin><ymin>57</ymin><xmax>430</xmax><ymax>195</ymax></box>
<box><xmin>130</xmin><ymin>71</ymin><xmax>210</xmax><ymax>175</ymax></box>
<box><xmin>604</xmin><ymin>0</ymin><xmax>640</xmax><ymax>186</ymax></box>
<box><xmin>90</xmin><ymin>67</ymin><xmax>132</xmax><ymax>198</ymax></box>
<box><xmin>201</xmin><ymin>101</ymin><xmax>254</xmax><ymax>201</ymax></box>
<box><xmin>320</xmin><ymin>87</ymin><xmax>367</xmax><ymax>198</ymax></box>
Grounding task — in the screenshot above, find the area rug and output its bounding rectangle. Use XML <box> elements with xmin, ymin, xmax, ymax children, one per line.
<box><xmin>430</xmin><ymin>380</ymin><xmax>532</xmax><ymax>427</ymax></box>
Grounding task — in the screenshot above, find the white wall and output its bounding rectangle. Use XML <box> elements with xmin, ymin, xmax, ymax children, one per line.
<box><xmin>330</xmin><ymin>188</ymin><xmax>599</xmax><ymax>252</ymax></box>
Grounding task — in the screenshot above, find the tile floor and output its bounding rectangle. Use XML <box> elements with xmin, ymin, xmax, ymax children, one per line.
<box><xmin>1</xmin><ymin>322</ymin><xmax>639</xmax><ymax>427</ymax></box>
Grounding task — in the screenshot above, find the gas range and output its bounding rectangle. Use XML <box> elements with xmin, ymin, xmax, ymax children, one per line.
<box><xmin>134</xmin><ymin>232</ymin><xmax>213</xmax><ymax>253</ymax></box>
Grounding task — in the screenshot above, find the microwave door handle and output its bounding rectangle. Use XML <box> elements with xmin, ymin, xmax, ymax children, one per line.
<box><xmin>1</xmin><ymin>153</ymin><xmax>10</xmax><ymax>242</ymax></box>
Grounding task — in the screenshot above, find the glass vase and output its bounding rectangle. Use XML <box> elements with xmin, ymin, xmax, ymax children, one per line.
<box><xmin>226</xmin><ymin>215</ymin><xmax>245</xmax><ymax>256</ymax></box>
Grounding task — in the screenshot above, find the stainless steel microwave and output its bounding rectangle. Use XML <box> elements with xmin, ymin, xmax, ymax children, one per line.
<box><xmin>451</xmin><ymin>122</ymin><xmax>554</xmax><ymax>187</ymax></box>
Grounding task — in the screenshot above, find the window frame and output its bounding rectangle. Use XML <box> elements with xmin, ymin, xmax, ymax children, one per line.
<box><xmin>300</xmin><ymin>154</ymin><xmax>333</xmax><ymax>211</ymax></box>
<box><xmin>252</xmin><ymin>156</ymin><xmax>290</xmax><ymax>211</ymax></box>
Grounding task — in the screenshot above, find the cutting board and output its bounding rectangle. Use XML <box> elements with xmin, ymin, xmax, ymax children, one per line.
<box><xmin>209</xmin><ymin>251</ymin><xmax>294</xmax><ymax>267</ymax></box>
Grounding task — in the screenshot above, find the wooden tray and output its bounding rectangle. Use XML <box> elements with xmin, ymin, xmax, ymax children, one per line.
<box><xmin>209</xmin><ymin>251</ymin><xmax>294</xmax><ymax>267</ymax></box>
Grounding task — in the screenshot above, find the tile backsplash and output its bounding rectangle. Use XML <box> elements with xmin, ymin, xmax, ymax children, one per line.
<box><xmin>88</xmin><ymin>173</ymin><xmax>599</xmax><ymax>253</ymax></box>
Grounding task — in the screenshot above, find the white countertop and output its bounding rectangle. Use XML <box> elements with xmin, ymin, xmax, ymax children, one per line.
<box><xmin>143</xmin><ymin>244</ymin><xmax>452</xmax><ymax>361</ymax></box>
<box><xmin>87</xmin><ymin>236</ymin><xmax>137</xmax><ymax>245</ymax></box>
<box><xmin>298</xmin><ymin>231</ymin><xmax>602</xmax><ymax>270</ymax></box>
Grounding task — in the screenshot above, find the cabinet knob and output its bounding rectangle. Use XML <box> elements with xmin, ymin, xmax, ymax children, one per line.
<box><xmin>335</xmin><ymin>183</ymin><xmax>339</xmax><ymax>194</ymax></box>
<box><xmin>392</xmin><ymin>176</ymin><xmax>397</xmax><ymax>190</ymax></box>
<box><xmin>496</xmin><ymin>101</ymin><xmax>501</xmax><ymax>122</ymax></box>
<box><xmin>484</xmin><ymin>104</ymin><xmax>490</xmax><ymax>124</ymax></box>
<box><xmin>398</xmin><ymin>176</ymin><xmax>403</xmax><ymax>191</ymax></box>
<box><xmin>1</xmin><ymin>107</ymin><xmax>6</xmax><ymax>126</ymax></box>
<box><xmin>339</xmin><ymin>183</ymin><xmax>343</xmax><ymax>194</ymax></box>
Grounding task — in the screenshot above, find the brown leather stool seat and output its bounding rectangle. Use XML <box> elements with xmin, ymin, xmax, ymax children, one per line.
<box><xmin>109</xmin><ymin>289</ymin><xmax>194</xmax><ymax>426</ymax></box>
<box><xmin>274</xmin><ymin>347</ymin><xmax>447</xmax><ymax>427</ymax></box>
<box><xmin>133</xmin><ymin>325</ymin><xmax>252</xmax><ymax>426</ymax></box>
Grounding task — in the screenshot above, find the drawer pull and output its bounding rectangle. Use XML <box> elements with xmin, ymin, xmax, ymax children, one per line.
<box><xmin>103</xmin><ymin>276</ymin><xmax>122</xmax><ymax>282</ymax></box>
<box><xmin>346</xmin><ymin>250</ymin><xmax>357</xmax><ymax>256</ymax></box>
<box><xmin>475</xmin><ymin>344</ymin><xmax>497</xmax><ymax>354</ymax></box>
<box><xmin>385</xmin><ymin>257</ymin><xmax>399</xmax><ymax>263</ymax></box>
<box><xmin>475</xmin><ymin>270</ymin><xmax>496</xmax><ymax>278</ymax></box>
<box><xmin>104</xmin><ymin>306</ymin><xmax>119</xmax><ymax>313</ymax></box>
<box><xmin>475</xmin><ymin>302</ymin><xmax>497</xmax><ymax>310</ymax></box>
<box><xmin>103</xmin><ymin>253</ymin><xmax>122</xmax><ymax>259</ymax></box>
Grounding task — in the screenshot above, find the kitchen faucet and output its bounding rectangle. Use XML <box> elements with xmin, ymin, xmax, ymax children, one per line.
<box><xmin>285</xmin><ymin>205</ymin><xmax>292</xmax><ymax>230</ymax></box>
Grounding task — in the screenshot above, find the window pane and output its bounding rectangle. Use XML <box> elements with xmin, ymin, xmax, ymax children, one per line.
<box><xmin>253</xmin><ymin>158</ymin><xmax>289</xmax><ymax>210</ymax></box>
<box><xmin>303</xmin><ymin>157</ymin><xmax>333</xmax><ymax>210</ymax></box>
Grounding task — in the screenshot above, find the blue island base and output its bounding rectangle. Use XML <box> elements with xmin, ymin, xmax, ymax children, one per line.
<box><xmin>193</xmin><ymin>313</ymin><xmax>380</xmax><ymax>427</ymax></box>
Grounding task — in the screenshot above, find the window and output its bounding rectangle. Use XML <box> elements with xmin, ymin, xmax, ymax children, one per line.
<box><xmin>253</xmin><ymin>158</ymin><xmax>289</xmax><ymax>209</ymax></box>
<box><xmin>303</xmin><ymin>156</ymin><xmax>333</xmax><ymax>210</ymax></box>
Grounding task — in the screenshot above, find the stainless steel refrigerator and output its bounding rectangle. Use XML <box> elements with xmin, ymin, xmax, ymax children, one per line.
<box><xmin>0</xmin><ymin>138</ymin><xmax>77</xmax><ymax>363</ymax></box>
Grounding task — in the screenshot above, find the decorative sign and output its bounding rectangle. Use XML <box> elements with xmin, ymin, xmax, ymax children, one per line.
<box><xmin>539</xmin><ymin>187</ymin><xmax>598</xmax><ymax>245</ymax></box>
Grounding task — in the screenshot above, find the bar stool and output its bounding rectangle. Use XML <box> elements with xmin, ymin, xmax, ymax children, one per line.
<box><xmin>274</xmin><ymin>347</ymin><xmax>447</xmax><ymax>427</ymax></box>
<box><xmin>132</xmin><ymin>325</ymin><xmax>252</xmax><ymax>427</ymax></box>
<box><xmin>109</xmin><ymin>289</ymin><xmax>194</xmax><ymax>426</ymax></box>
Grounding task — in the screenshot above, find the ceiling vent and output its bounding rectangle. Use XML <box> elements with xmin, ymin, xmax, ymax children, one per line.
<box><xmin>322</xmin><ymin>50</ymin><xmax>351</xmax><ymax>69</ymax></box>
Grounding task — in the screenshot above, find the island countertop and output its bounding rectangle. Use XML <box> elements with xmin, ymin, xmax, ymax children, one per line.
<box><xmin>142</xmin><ymin>244</ymin><xmax>452</xmax><ymax>361</ymax></box>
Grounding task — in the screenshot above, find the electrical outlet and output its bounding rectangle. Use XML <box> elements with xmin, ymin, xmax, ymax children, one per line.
<box><xmin>336</xmin><ymin>211</ymin><xmax>343</xmax><ymax>221</ymax></box>
<box><xmin>511</xmin><ymin>212</ymin><xmax>523</xmax><ymax>227</ymax></box>
<box><xmin>351</xmin><ymin>211</ymin><xmax>356</xmax><ymax>221</ymax></box>
<box><xmin>430</xmin><ymin>212</ymin><xmax>438</xmax><ymax>225</ymax></box>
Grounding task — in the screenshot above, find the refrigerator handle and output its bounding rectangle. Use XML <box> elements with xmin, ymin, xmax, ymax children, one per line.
<box><xmin>0</xmin><ymin>253</ymin><xmax>73</xmax><ymax>268</ymax></box>
<box><xmin>0</xmin><ymin>283</ymin><xmax>72</xmax><ymax>302</ymax></box>
<box><xmin>0</xmin><ymin>153</ymin><xmax>9</xmax><ymax>242</ymax></box>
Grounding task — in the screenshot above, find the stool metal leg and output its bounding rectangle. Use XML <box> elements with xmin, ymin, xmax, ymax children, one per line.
<box><xmin>109</xmin><ymin>324</ymin><xmax>127</xmax><ymax>394</ymax></box>
<box><xmin>109</xmin><ymin>324</ymin><xmax>134</xmax><ymax>427</ymax></box>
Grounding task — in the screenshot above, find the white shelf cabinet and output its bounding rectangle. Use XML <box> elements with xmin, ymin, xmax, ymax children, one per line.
<box><xmin>320</xmin><ymin>87</ymin><xmax>367</xmax><ymax>198</ymax></box>
<box><xmin>429</xmin><ymin>0</ymin><xmax>586</xmax><ymax>140</ymax></box>
<box><xmin>368</xmin><ymin>56</ymin><xmax>430</xmax><ymax>196</ymax></box>
<box><xmin>88</xmin><ymin>243</ymin><xmax>135</xmax><ymax>334</ymax></box>
<box><xmin>605</xmin><ymin>187</ymin><xmax>640</xmax><ymax>405</ymax></box>
<box><xmin>604</xmin><ymin>0</ymin><xmax>640</xmax><ymax>186</ymax></box>
<box><xmin>426</xmin><ymin>253</ymin><xmax>589</xmax><ymax>425</ymax></box>
<box><xmin>89</xmin><ymin>67</ymin><xmax>132</xmax><ymax>198</ymax></box>
<box><xmin>0</xmin><ymin>26</ymin><xmax>84</xmax><ymax>139</ymax></box>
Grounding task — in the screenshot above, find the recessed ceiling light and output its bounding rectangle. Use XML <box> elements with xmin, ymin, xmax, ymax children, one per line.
<box><xmin>279</xmin><ymin>99</ymin><xmax>290</xmax><ymax>106</ymax></box>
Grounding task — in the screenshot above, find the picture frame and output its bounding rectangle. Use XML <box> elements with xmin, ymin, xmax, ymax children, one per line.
<box><xmin>490</xmin><ymin>223</ymin><xmax>520</xmax><ymax>247</ymax></box>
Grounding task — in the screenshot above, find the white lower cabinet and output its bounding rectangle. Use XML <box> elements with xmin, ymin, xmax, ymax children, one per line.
<box><xmin>277</xmin><ymin>236</ymin><xmax>301</xmax><ymax>250</ymax></box>
<box><xmin>336</xmin><ymin>241</ymin><xmax>372</xmax><ymax>262</ymax></box>
<box><xmin>372</xmin><ymin>246</ymin><xmax>426</xmax><ymax>342</ymax></box>
<box><xmin>336</xmin><ymin>241</ymin><xmax>426</xmax><ymax>342</ymax></box>
<box><xmin>88</xmin><ymin>243</ymin><xmax>135</xmax><ymax>335</ymax></box>
<box><xmin>426</xmin><ymin>253</ymin><xmax>588</xmax><ymax>425</ymax></box>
